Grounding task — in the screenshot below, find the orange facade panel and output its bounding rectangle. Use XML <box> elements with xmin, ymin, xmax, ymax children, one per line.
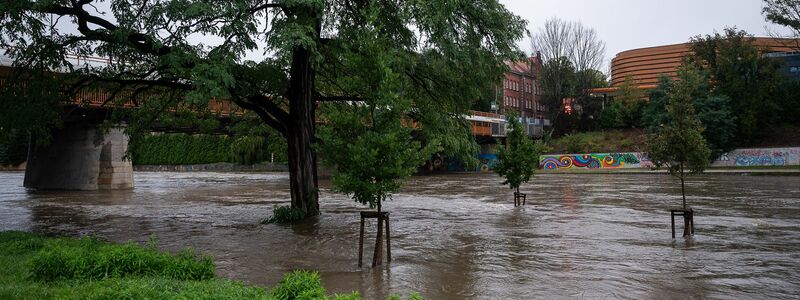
<box><xmin>610</xmin><ymin>38</ymin><xmax>799</xmax><ymax>89</ymax></box>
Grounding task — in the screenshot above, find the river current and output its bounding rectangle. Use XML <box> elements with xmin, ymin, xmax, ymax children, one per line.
<box><xmin>1</xmin><ymin>171</ymin><xmax>798</xmax><ymax>299</ymax></box>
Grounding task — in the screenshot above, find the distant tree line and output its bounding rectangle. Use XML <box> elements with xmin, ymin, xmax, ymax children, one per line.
<box><xmin>599</xmin><ymin>28</ymin><xmax>799</xmax><ymax>156</ymax></box>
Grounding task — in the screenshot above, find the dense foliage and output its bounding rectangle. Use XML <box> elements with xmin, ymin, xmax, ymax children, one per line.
<box><xmin>0</xmin><ymin>131</ymin><xmax>28</xmax><ymax>166</ymax></box>
<box><xmin>0</xmin><ymin>231</ymin><xmax>422</xmax><ymax>299</ymax></box>
<box><xmin>318</xmin><ymin>99</ymin><xmax>436</xmax><ymax>211</ymax></box>
<box><xmin>0</xmin><ymin>0</ymin><xmax>527</xmax><ymax>218</ymax></box>
<box><xmin>129</xmin><ymin>133</ymin><xmax>287</xmax><ymax>166</ymax></box>
<box><xmin>597</xmin><ymin>76</ymin><xmax>646</xmax><ymax>129</ymax></box>
<box><xmin>687</xmin><ymin>28</ymin><xmax>784</xmax><ymax>143</ymax></box>
<box><xmin>494</xmin><ymin>113</ymin><xmax>544</xmax><ymax>195</ymax></box>
<box><xmin>646</xmin><ymin>66</ymin><xmax>711</xmax><ymax>209</ymax></box>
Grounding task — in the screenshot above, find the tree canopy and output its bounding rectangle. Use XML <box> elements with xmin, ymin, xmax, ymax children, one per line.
<box><xmin>494</xmin><ymin>112</ymin><xmax>543</xmax><ymax>195</ymax></box>
<box><xmin>0</xmin><ymin>0</ymin><xmax>527</xmax><ymax>218</ymax></box>
<box><xmin>687</xmin><ymin>28</ymin><xmax>782</xmax><ymax>142</ymax></box>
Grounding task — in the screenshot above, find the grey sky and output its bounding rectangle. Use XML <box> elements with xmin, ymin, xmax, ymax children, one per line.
<box><xmin>502</xmin><ymin>0</ymin><xmax>792</xmax><ymax>67</ymax></box>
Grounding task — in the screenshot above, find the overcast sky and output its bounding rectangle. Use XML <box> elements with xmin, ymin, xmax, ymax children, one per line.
<box><xmin>501</xmin><ymin>0</ymin><xmax>792</xmax><ymax>69</ymax></box>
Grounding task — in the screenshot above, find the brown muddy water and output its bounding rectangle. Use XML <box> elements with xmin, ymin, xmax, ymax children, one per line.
<box><xmin>1</xmin><ymin>171</ymin><xmax>799</xmax><ymax>299</ymax></box>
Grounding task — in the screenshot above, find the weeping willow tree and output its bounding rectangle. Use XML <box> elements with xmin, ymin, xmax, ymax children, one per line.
<box><xmin>0</xmin><ymin>0</ymin><xmax>526</xmax><ymax>219</ymax></box>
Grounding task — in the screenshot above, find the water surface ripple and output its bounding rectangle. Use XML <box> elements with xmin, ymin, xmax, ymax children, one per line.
<box><xmin>1</xmin><ymin>171</ymin><xmax>799</xmax><ymax>299</ymax></box>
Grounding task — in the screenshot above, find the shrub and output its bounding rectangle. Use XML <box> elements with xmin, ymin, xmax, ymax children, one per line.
<box><xmin>269</xmin><ymin>270</ymin><xmax>327</xmax><ymax>300</ymax></box>
<box><xmin>562</xmin><ymin>134</ymin><xmax>585</xmax><ymax>154</ymax></box>
<box><xmin>0</xmin><ymin>131</ymin><xmax>28</xmax><ymax>165</ymax></box>
<box><xmin>230</xmin><ymin>136</ymin><xmax>267</xmax><ymax>165</ymax></box>
<box><xmin>28</xmin><ymin>236</ymin><xmax>214</xmax><ymax>281</ymax></box>
<box><xmin>262</xmin><ymin>206</ymin><xmax>306</xmax><ymax>224</ymax></box>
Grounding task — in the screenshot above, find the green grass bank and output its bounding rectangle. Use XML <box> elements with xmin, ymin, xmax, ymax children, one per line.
<box><xmin>0</xmin><ymin>231</ymin><xmax>420</xmax><ymax>300</ymax></box>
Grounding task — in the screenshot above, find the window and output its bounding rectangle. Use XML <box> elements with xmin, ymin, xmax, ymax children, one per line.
<box><xmin>791</xmin><ymin>66</ymin><xmax>799</xmax><ymax>73</ymax></box>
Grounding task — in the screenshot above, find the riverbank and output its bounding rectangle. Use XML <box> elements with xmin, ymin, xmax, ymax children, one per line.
<box><xmin>0</xmin><ymin>231</ymin><xmax>418</xmax><ymax>300</ymax></box>
<box><xmin>537</xmin><ymin>166</ymin><xmax>800</xmax><ymax>176</ymax></box>
<box><xmin>134</xmin><ymin>162</ymin><xmax>288</xmax><ymax>172</ymax></box>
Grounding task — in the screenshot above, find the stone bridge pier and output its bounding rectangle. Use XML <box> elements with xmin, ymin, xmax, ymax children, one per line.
<box><xmin>24</xmin><ymin>121</ymin><xmax>133</xmax><ymax>190</ymax></box>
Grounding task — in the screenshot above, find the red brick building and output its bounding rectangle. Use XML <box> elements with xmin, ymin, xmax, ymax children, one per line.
<box><xmin>500</xmin><ymin>55</ymin><xmax>546</xmax><ymax>121</ymax></box>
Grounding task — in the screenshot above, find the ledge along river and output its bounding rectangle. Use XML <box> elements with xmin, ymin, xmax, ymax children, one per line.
<box><xmin>1</xmin><ymin>171</ymin><xmax>799</xmax><ymax>299</ymax></box>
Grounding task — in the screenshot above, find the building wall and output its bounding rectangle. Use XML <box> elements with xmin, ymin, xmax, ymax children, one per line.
<box><xmin>610</xmin><ymin>38</ymin><xmax>799</xmax><ymax>87</ymax></box>
<box><xmin>501</xmin><ymin>56</ymin><xmax>545</xmax><ymax>120</ymax></box>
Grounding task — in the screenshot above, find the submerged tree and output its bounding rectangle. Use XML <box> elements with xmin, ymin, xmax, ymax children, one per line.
<box><xmin>646</xmin><ymin>66</ymin><xmax>711</xmax><ymax>210</ymax></box>
<box><xmin>494</xmin><ymin>113</ymin><xmax>544</xmax><ymax>205</ymax></box>
<box><xmin>0</xmin><ymin>0</ymin><xmax>526</xmax><ymax>219</ymax></box>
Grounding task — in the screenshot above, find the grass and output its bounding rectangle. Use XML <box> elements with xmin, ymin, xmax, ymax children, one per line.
<box><xmin>547</xmin><ymin>129</ymin><xmax>646</xmax><ymax>154</ymax></box>
<box><xmin>0</xmin><ymin>231</ymin><xmax>422</xmax><ymax>300</ymax></box>
<box><xmin>262</xmin><ymin>205</ymin><xmax>307</xmax><ymax>224</ymax></box>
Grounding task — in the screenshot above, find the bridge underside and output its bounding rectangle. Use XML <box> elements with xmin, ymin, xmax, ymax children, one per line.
<box><xmin>24</xmin><ymin>119</ymin><xmax>133</xmax><ymax>190</ymax></box>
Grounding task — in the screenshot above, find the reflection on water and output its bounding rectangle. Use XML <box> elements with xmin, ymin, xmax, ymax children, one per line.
<box><xmin>1</xmin><ymin>171</ymin><xmax>799</xmax><ymax>299</ymax></box>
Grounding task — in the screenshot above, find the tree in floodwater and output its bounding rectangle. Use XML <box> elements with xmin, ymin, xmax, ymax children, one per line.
<box><xmin>646</xmin><ymin>65</ymin><xmax>711</xmax><ymax>210</ymax></box>
<box><xmin>317</xmin><ymin>81</ymin><xmax>436</xmax><ymax>215</ymax></box>
<box><xmin>494</xmin><ymin>112</ymin><xmax>544</xmax><ymax>205</ymax></box>
<box><xmin>0</xmin><ymin>0</ymin><xmax>526</xmax><ymax>219</ymax></box>
<box><xmin>317</xmin><ymin>50</ymin><xmax>438</xmax><ymax>264</ymax></box>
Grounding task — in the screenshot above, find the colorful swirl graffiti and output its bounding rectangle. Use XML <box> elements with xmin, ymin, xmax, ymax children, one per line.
<box><xmin>540</xmin><ymin>152</ymin><xmax>650</xmax><ymax>171</ymax></box>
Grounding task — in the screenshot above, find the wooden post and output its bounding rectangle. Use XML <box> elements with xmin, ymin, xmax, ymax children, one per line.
<box><xmin>385</xmin><ymin>216</ymin><xmax>391</xmax><ymax>263</ymax></box>
<box><xmin>358</xmin><ymin>211</ymin><xmax>391</xmax><ymax>267</ymax></box>
<box><xmin>372</xmin><ymin>216</ymin><xmax>384</xmax><ymax>267</ymax></box>
<box><xmin>670</xmin><ymin>208</ymin><xmax>694</xmax><ymax>238</ymax></box>
<box><xmin>513</xmin><ymin>192</ymin><xmax>527</xmax><ymax>206</ymax></box>
<box><xmin>358</xmin><ymin>215</ymin><xmax>365</xmax><ymax>267</ymax></box>
<box><xmin>671</xmin><ymin>211</ymin><xmax>676</xmax><ymax>239</ymax></box>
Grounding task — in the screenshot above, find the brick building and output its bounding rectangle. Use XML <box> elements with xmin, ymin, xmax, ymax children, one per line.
<box><xmin>500</xmin><ymin>55</ymin><xmax>547</xmax><ymax>123</ymax></box>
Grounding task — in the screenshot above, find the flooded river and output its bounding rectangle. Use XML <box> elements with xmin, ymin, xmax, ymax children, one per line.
<box><xmin>1</xmin><ymin>171</ymin><xmax>799</xmax><ymax>299</ymax></box>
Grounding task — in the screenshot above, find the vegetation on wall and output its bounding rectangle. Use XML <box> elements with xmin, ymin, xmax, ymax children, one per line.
<box><xmin>129</xmin><ymin>132</ymin><xmax>287</xmax><ymax>166</ymax></box>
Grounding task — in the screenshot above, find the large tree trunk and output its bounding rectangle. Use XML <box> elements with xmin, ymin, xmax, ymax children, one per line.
<box><xmin>286</xmin><ymin>46</ymin><xmax>320</xmax><ymax>217</ymax></box>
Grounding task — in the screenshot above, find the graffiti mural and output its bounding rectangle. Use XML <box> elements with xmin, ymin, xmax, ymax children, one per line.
<box><xmin>477</xmin><ymin>154</ymin><xmax>498</xmax><ymax>172</ymax></box>
<box><xmin>711</xmin><ymin>147</ymin><xmax>800</xmax><ymax>167</ymax></box>
<box><xmin>540</xmin><ymin>152</ymin><xmax>654</xmax><ymax>171</ymax></box>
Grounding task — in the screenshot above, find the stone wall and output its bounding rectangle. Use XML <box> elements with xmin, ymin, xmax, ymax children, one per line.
<box><xmin>24</xmin><ymin>123</ymin><xmax>133</xmax><ymax>190</ymax></box>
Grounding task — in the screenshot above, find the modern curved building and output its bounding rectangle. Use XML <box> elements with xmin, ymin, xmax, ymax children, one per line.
<box><xmin>606</xmin><ymin>37</ymin><xmax>799</xmax><ymax>89</ymax></box>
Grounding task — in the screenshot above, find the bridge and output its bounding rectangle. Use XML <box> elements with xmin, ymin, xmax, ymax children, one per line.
<box><xmin>1</xmin><ymin>52</ymin><xmax>543</xmax><ymax>190</ymax></box>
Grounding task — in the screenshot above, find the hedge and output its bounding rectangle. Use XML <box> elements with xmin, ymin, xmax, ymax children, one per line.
<box><xmin>129</xmin><ymin>133</ymin><xmax>287</xmax><ymax>166</ymax></box>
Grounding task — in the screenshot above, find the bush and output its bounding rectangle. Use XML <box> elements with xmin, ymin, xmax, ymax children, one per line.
<box><xmin>269</xmin><ymin>270</ymin><xmax>327</xmax><ymax>300</ymax></box>
<box><xmin>262</xmin><ymin>206</ymin><xmax>306</xmax><ymax>224</ymax></box>
<box><xmin>29</xmin><ymin>236</ymin><xmax>214</xmax><ymax>281</ymax></box>
<box><xmin>230</xmin><ymin>136</ymin><xmax>267</xmax><ymax>165</ymax></box>
<box><xmin>562</xmin><ymin>134</ymin><xmax>585</xmax><ymax>154</ymax></box>
<box><xmin>0</xmin><ymin>131</ymin><xmax>29</xmax><ymax>165</ymax></box>
<box><xmin>129</xmin><ymin>133</ymin><xmax>287</xmax><ymax>165</ymax></box>
<box><xmin>129</xmin><ymin>133</ymin><xmax>231</xmax><ymax>165</ymax></box>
